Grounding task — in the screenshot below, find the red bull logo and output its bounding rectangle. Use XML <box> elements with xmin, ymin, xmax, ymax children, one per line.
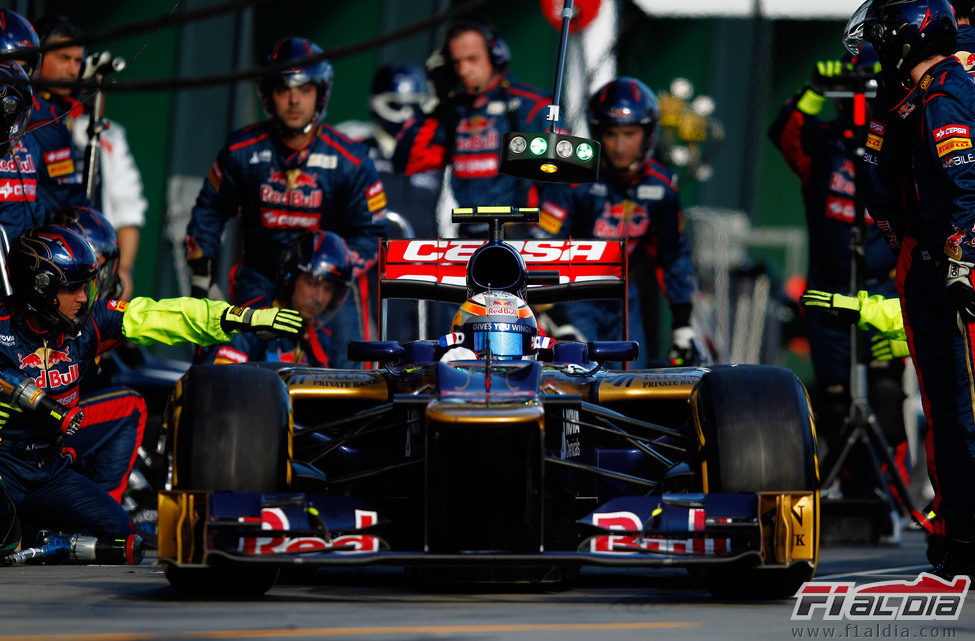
<box><xmin>457</xmin><ymin>115</ymin><xmax>493</xmax><ymax>135</ymax></box>
<box><xmin>18</xmin><ymin>347</ymin><xmax>70</xmax><ymax>370</ymax></box>
<box><xmin>595</xmin><ymin>201</ymin><xmax>649</xmax><ymax>241</ymax></box>
<box><xmin>268</xmin><ymin>168</ymin><xmax>318</xmax><ymax>190</ymax></box>
<box><xmin>17</xmin><ymin>347</ymin><xmax>78</xmax><ymax>389</ymax></box>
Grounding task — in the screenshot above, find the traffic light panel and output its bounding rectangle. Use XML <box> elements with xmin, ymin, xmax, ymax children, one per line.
<box><xmin>499</xmin><ymin>132</ymin><xmax>600</xmax><ymax>183</ymax></box>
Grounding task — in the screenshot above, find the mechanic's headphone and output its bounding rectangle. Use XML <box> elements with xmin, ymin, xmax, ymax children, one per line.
<box><xmin>442</xmin><ymin>20</ymin><xmax>511</xmax><ymax>73</ymax></box>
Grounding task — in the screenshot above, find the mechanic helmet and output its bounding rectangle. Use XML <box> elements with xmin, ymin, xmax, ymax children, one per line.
<box><xmin>0</xmin><ymin>62</ymin><xmax>32</xmax><ymax>158</ymax></box>
<box><xmin>588</xmin><ymin>77</ymin><xmax>661</xmax><ymax>160</ymax></box>
<box><xmin>844</xmin><ymin>0</ymin><xmax>957</xmax><ymax>91</ymax></box>
<box><xmin>258</xmin><ymin>37</ymin><xmax>333</xmax><ymax>136</ymax></box>
<box><xmin>448</xmin><ymin>290</ymin><xmax>538</xmax><ymax>361</ymax></box>
<box><xmin>275</xmin><ymin>230</ymin><xmax>352</xmax><ymax>322</ymax></box>
<box><xmin>0</xmin><ymin>10</ymin><xmax>40</xmax><ymax>78</ymax></box>
<box><xmin>370</xmin><ymin>62</ymin><xmax>429</xmax><ymax>138</ymax></box>
<box><xmin>50</xmin><ymin>206</ymin><xmax>121</xmax><ymax>300</ymax></box>
<box><xmin>7</xmin><ymin>225</ymin><xmax>98</xmax><ymax>334</ymax></box>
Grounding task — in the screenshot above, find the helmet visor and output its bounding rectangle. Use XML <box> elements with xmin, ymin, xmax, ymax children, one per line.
<box><xmin>471</xmin><ymin>330</ymin><xmax>527</xmax><ymax>359</ymax></box>
<box><xmin>843</xmin><ymin>0</ymin><xmax>873</xmax><ymax>56</ymax></box>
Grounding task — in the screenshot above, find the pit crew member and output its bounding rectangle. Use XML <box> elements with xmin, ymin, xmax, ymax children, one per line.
<box><xmin>847</xmin><ymin>0</ymin><xmax>975</xmax><ymax>577</ymax></box>
<box><xmin>36</xmin><ymin>15</ymin><xmax>148</xmax><ymax>300</ymax></box>
<box><xmin>202</xmin><ymin>230</ymin><xmax>352</xmax><ymax>367</ymax></box>
<box><xmin>0</xmin><ymin>226</ymin><xmax>303</xmax><ymax>553</ymax></box>
<box><xmin>768</xmin><ymin>46</ymin><xmax>907</xmax><ymax>483</ymax></box>
<box><xmin>23</xmin><ymin>13</ymin><xmax>93</xmax><ymax>216</ymax></box>
<box><xmin>185</xmin><ymin>37</ymin><xmax>386</xmax><ymax>349</ymax></box>
<box><xmin>392</xmin><ymin>20</ymin><xmax>550</xmax><ymax>237</ymax></box>
<box><xmin>537</xmin><ymin>78</ymin><xmax>696</xmax><ymax>368</ymax></box>
<box><xmin>0</xmin><ymin>31</ymin><xmax>44</xmax><ymax>241</ymax></box>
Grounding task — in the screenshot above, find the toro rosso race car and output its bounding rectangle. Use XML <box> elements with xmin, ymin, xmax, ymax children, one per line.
<box><xmin>157</xmin><ymin>207</ymin><xmax>819</xmax><ymax>599</ymax></box>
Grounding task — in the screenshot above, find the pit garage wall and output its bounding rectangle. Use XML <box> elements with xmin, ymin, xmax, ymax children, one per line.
<box><xmin>16</xmin><ymin>0</ymin><xmax>845</xmax><ymax>308</ymax></box>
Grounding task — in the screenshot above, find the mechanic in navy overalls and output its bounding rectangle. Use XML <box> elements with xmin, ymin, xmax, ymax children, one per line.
<box><xmin>0</xmin><ymin>14</ymin><xmax>57</xmax><ymax>241</ymax></box>
<box><xmin>338</xmin><ymin>62</ymin><xmax>442</xmax><ymax>341</ymax></box>
<box><xmin>392</xmin><ymin>20</ymin><xmax>550</xmax><ymax>237</ymax></box>
<box><xmin>200</xmin><ymin>230</ymin><xmax>350</xmax><ymax>367</ymax></box>
<box><xmin>47</xmin><ymin>205</ymin><xmax>140</xmax><ymax>503</ymax></box>
<box><xmin>27</xmin><ymin>15</ymin><xmax>94</xmax><ymax>216</ymax></box>
<box><xmin>538</xmin><ymin>78</ymin><xmax>697</xmax><ymax>369</ymax></box>
<box><xmin>845</xmin><ymin>0</ymin><xmax>975</xmax><ymax>577</ymax></box>
<box><xmin>185</xmin><ymin>37</ymin><xmax>386</xmax><ymax>352</ymax></box>
<box><xmin>0</xmin><ymin>226</ymin><xmax>303</xmax><ymax>555</ymax></box>
<box><xmin>768</xmin><ymin>44</ymin><xmax>907</xmax><ymax>476</ymax></box>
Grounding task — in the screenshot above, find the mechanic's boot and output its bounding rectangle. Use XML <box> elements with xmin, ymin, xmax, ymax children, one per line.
<box><xmin>932</xmin><ymin>539</ymin><xmax>975</xmax><ymax>580</ymax></box>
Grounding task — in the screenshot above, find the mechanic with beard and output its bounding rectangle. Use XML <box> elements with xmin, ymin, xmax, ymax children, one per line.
<box><xmin>537</xmin><ymin>78</ymin><xmax>696</xmax><ymax>369</ymax></box>
<box><xmin>392</xmin><ymin>19</ymin><xmax>549</xmax><ymax>237</ymax></box>
<box><xmin>36</xmin><ymin>16</ymin><xmax>148</xmax><ymax>301</ymax></box>
<box><xmin>202</xmin><ymin>230</ymin><xmax>351</xmax><ymax>367</ymax></box>
<box><xmin>19</xmin><ymin>14</ymin><xmax>93</xmax><ymax>216</ymax></box>
<box><xmin>186</xmin><ymin>37</ymin><xmax>386</xmax><ymax>353</ymax></box>
<box><xmin>768</xmin><ymin>46</ymin><xmax>909</xmax><ymax>498</ymax></box>
<box><xmin>0</xmin><ymin>226</ymin><xmax>303</xmax><ymax>557</ymax></box>
<box><xmin>844</xmin><ymin>0</ymin><xmax>975</xmax><ymax>577</ymax></box>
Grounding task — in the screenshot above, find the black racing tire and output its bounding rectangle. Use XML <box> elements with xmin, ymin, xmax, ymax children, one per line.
<box><xmin>693</xmin><ymin>365</ymin><xmax>819</xmax><ymax>599</ymax></box>
<box><xmin>166</xmin><ymin>364</ymin><xmax>292</xmax><ymax>597</ymax></box>
<box><xmin>172</xmin><ymin>364</ymin><xmax>291</xmax><ymax>493</ymax></box>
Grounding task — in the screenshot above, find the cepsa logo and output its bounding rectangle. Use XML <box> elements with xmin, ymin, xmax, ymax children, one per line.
<box><xmin>792</xmin><ymin>574</ymin><xmax>970</xmax><ymax>621</ymax></box>
<box><xmin>933</xmin><ymin>124</ymin><xmax>970</xmax><ymax>141</ymax></box>
<box><xmin>396</xmin><ymin>240</ymin><xmax>611</xmax><ymax>263</ymax></box>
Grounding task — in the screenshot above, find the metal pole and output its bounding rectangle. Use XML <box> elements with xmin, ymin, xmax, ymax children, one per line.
<box><xmin>549</xmin><ymin>0</ymin><xmax>575</xmax><ymax>133</ymax></box>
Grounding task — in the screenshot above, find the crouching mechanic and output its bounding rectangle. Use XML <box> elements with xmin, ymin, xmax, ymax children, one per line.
<box><xmin>0</xmin><ymin>226</ymin><xmax>302</xmax><ymax>556</ymax></box>
<box><xmin>202</xmin><ymin>230</ymin><xmax>352</xmax><ymax>367</ymax></box>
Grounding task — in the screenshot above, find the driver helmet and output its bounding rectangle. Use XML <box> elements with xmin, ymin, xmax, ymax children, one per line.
<box><xmin>257</xmin><ymin>37</ymin><xmax>333</xmax><ymax>137</ymax></box>
<box><xmin>447</xmin><ymin>290</ymin><xmax>538</xmax><ymax>361</ymax></box>
<box><xmin>7</xmin><ymin>225</ymin><xmax>98</xmax><ymax>335</ymax></box>
<box><xmin>50</xmin><ymin>206</ymin><xmax>121</xmax><ymax>300</ymax></box>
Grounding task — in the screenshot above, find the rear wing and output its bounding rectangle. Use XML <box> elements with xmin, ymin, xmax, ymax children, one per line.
<box><xmin>379</xmin><ymin>236</ymin><xmax>627</xmax><ymax>312</ymax></box>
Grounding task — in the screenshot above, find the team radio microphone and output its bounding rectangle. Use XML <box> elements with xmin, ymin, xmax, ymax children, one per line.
<box><xmin>0</xmin><ymin>368</ymin><xmax>84</xmax><ymax>435</ymax></box>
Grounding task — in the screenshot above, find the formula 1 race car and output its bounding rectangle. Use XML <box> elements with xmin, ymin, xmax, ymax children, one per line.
<box><xmin>156</xmin><ymin>207</ymin><xmax>819</xmax><ymax>599</ymax></box>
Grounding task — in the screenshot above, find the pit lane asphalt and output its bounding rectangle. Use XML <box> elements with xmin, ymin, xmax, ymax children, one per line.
<box><xmin>1</xmin><ymin>529</ymin><xmax>972</xmax><ymax>641</ymax></box>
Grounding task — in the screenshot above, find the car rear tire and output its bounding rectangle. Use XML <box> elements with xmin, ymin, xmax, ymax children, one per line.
<box><xmin>693</xmin><ymin>364</ymin><xmax>819</xmax><ymax>599</ymax></box>
<box><xmin>164</xmin><ymin>364</ymin><xmax>291</xmax><ymax>598</ymax></box>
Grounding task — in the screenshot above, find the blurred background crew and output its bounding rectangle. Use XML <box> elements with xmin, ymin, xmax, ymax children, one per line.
<box><xmin>768</xmin><ymin>45</ymin><xmax>908</xmax><ymax>499</ymax></box>
<box><xmin>392</xmin><ymin>19</ymin><xmax>550</xmax><ymax>237</ymax></box>
<box><xmin>22</xmin><ymin>12</ymin><xmax>92</xmax><ymax>216</ymax></box>
<box><xmin>33</xmin><ymin>16</ymin><xmax>149</xmax><ymax>301</ymax></box>
<box><xmin>538</xmin><ymin>78</ymin><xmax>697</xmax><ymax>368</ymax></box>
<box><xmin>185</xmin><ymin>37</ymin><xmax>386</xmax><ymax>359</ymax></box>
